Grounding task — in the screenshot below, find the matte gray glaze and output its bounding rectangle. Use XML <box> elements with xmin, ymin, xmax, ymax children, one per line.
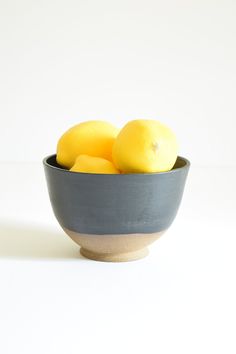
<box><xmin>43</xmin><ymin>155</ymin><xmax>190</xmax><ymax>235</ymax></box>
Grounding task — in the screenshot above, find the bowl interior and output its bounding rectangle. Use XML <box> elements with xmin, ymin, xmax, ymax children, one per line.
<box><xmin>44</xmin><ymin>154</ymin><xmax>189</xmax><ymax>174</ymax></box>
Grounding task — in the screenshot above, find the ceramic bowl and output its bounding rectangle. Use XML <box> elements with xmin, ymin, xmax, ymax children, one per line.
<box><xmin>43</xmin><ymin>154</ymin><xmax>190</xmax><ymax>262</ymax></box>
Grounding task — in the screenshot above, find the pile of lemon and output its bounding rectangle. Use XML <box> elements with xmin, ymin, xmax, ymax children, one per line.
<box><xmin>56</xmin><ymin>120</ymin><xmax>178</xmax><ymax>174</ymax></box>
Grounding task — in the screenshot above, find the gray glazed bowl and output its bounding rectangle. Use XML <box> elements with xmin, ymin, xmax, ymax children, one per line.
<box><xmin>43</xmin><ymin>154</ymin><xmax>190</xmax><ymax>262</ymax></box>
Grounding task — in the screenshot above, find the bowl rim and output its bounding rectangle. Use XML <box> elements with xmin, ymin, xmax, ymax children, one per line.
<box><xmin>43</xmin><ymin>154</ymin><xmax>190</xmax><ymax>176</ymax></box>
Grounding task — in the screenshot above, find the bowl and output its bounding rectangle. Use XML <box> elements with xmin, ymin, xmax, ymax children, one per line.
<box><xmin>43</xmin><ymin>154</ymin><xmax>190</xmax><ymax>262</ymax></box>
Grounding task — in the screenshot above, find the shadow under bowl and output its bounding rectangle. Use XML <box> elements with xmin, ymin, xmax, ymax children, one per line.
<box><xmin>43</xmin><ymin>155</ymin><xmax>190</xmax><ymax>262</ymax></box>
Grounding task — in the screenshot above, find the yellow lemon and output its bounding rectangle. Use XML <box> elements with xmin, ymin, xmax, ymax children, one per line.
<box><xmin>70</xmin><ymin>155</ymin><xmax>120</xmax><ymax>174</ymax></box>
<box><xmin>112</xmin><ymin>119</ymin><xmax>178</xmax><ymax>173</ymax></box>
<box><xmin>57</xmin><ymin>121</ymin><xmax>119</xmax><ymax>169</ymax></box>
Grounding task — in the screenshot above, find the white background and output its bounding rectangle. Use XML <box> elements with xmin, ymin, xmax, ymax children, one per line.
<box><xmin>0</xmin><ymin>0</ymin><xmax>236</xmax><ymax>166</ymax></box>
<box><xmin>0</xmin><ymin>1</ymin><xmax>236</xmax><ymax>353</ymax></box>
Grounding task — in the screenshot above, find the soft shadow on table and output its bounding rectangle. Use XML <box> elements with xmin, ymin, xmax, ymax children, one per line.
<box><xmin>0</xmin><ymin>221</ymin><xmax>85</xmax><ymax>260</ymax></box>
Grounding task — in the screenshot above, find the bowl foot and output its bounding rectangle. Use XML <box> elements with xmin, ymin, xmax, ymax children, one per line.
<box><xmin>63</xmin><ymin>228</ymin><xmax>164</xmax><ymax>262</ymax></box>
<box><xmin>80</xmin><ymin>247</ymin><xmax>149</xmax><ymax>262</ymax></box>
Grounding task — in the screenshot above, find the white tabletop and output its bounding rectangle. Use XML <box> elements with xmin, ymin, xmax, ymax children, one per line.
<box><xmin>0</xmin><ymin>163</ymin><xmax>235</xmax><ymax>354</ymax></box>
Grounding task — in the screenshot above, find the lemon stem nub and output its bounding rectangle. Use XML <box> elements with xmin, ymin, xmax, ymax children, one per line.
<box><xmin>152</xmin><ymin>142</ymin><xmax>159</xmax><ymax>154</ymax></box>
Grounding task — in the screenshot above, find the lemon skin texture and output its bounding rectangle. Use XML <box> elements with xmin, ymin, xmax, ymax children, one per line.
<box><xmin>112</xmin><ymin>119</ymin><xmax>178</xmax><ymax>173</ymax></box>
<box><xmin>57</xmin><ymin>121</ymin><xmax>119</xmax><ymax>169</ymax></box>
<box><xmin>70</xmin><ymin>155</ymin><xmax>120</xmax><ymax>174</ymax></box>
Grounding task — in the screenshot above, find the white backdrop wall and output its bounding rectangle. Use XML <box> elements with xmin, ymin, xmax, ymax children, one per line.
<box><xmin>0</xmin><ymin>0</ymin><xmax>235</xmax><ymax>166</ymax></box>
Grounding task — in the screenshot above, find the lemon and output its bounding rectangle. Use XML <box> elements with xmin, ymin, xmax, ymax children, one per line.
<box><xmin>70</xmin><ymin>155</ymin><xmax>120</xmax><ymax>174</ymax></box>
<box><xmin>57</xmin><ymin>121</ymin><xmax>119</xmax><ymax>169</ymax></box>
<box><xmin>112</xmin><ymin>119</ymin><xmax>178</xmax><ymax>173</ymax></box>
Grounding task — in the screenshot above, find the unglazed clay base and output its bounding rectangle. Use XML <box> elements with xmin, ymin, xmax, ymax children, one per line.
<box><xmin>63</xmin><ymin>228</ymin><xmax>164</xmax><ymax>262</ymax></box>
